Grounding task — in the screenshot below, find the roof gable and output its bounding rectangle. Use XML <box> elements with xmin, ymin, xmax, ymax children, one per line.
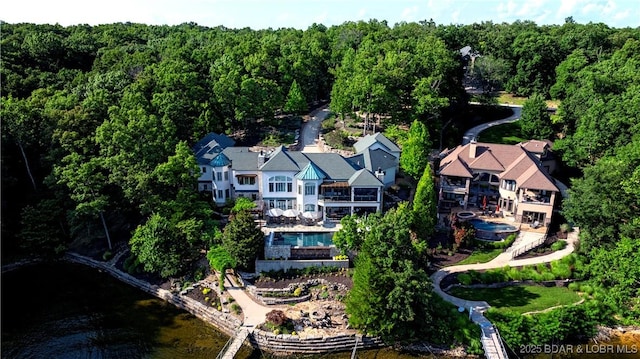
<box><xmin>193</xmin><ymin>132</ymin><xmax>235</xmax><ymax>158</ymax></box>
<box><xmin>469</xmin><ymin>149</ymin><xmax>504</xmax><ymax>172</ymax></box>
<box><xmin>260</xmin><ymin>146</ymin><xmax>301</xmax><ymax>172</ymax></box>
<box><xmin>295</xmin><ymin>162</ymin><xmax>327</xmax><ymax>180</ymax></box>
<box><xmin>353</xmin><ymin>133</ymin><xmax>400</xmax><ymax>154</ymax></box>
<box><xmin>347</xmin><ymin>148</ymin><xmax>396</xmax><ymax>172</ymax></box>
<box><xmin>439</xmin><ymin>157</ymin><xmax>474</xmax><ymax>178</ymax></box>
<box><xmin>210</xmin><ymin>152</ymin><xmax>231</xmax><ymax>167</ymax></box>
<box><xmin>348</xmin><ymin>168</ymin><xmax>383</xmax><ymax>186</ymax></box>
<box><xmin>518</xmin><ymin>166</ymin><xmax>559</xmax><ymax>191</ymax></box>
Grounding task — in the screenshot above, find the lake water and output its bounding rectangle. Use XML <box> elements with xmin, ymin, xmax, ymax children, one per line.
<box><xmin>6</xmin><ymin>262</ymin><xmax>631</xmax><ymax>359</ymax></box>
<box><xmin>1</xmin><ymin>262</ymin><xmax>252</xmax><ymax>359</ymax></box>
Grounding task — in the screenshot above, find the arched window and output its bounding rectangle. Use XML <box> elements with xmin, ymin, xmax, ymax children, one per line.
<box><xmin>268</xmin><ymin>176</ymin><xmax>293</xmax><ymax>192</ymax></box>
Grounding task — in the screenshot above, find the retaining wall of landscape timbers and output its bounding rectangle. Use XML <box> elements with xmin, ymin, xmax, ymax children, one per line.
<box><xmin>64</xmin><ymin>253</ymin><xmax>386</xmax><ymax>354</ymax></box>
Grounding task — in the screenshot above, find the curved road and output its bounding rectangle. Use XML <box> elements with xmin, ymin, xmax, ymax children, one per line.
<box><xmin>462</xmin><ymin>104</ymin><xmax>522</xmax><ymax>144</ymax></box>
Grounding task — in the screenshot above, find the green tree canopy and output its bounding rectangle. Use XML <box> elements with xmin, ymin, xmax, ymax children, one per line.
<box><xmin>346</xmin><ymin>203</ymin><xmax>434</xmax><ymax>342</ymax></box>
<box><xmin>221</xmin><ymin>210</ymin><xmax>264</xmax><ymax>271</ymax></box>
<box><xmin>283</xmin><ymin>80</ymin><xmax>307</xmax><ymax>115</ymax></box>
<box><xmin>412</xmin><ymin>164</ymin><xmax>437</xmax><ymax>242</ymax></box>
<box><xmin>520</xmin><ymin>93</ymin><xmax>553</xmax><ymax>140</ymax></box>
<box><xmin>400</xmin><ymin>119</ymin><xmax>431</xmax><ymax>179</ymax></box>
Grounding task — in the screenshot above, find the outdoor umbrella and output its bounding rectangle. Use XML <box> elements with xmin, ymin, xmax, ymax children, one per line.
<box><xmin>482</xmin><ymin>196</ymin><xmax>487</xmax><ymax>210</ymax></box>
<box><xmin>283</xmin><ymin>209</ymin><xmax>300</xmax><ymax>218</ymax></box>
<box><xmin>495</xmin><ymin>202</ymin><xmax>500</xmax><ymax>213</ymax></box>
<box><xmin>267</xmin><ymin>208</ymin><xmax>284</xmax><ymax>217</ymax></box>
<box><xmin>302</xmin><ymin>211</ymin><xmax>322</xmax><ymax>219</ymax></box>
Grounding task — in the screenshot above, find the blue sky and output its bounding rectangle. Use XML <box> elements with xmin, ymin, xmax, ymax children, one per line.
<box><xmin>3</xmin><ymin>0</ymin><xmax>638</xmax><ymax>29</ymax></box>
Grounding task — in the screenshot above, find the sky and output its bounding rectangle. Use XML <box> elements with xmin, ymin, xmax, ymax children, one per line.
<box><xmin>2</xmin><ymin>0</ymin><xmax>638</xmax><ymax>29</ymax></box>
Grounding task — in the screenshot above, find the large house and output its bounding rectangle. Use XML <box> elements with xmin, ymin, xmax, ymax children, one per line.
<box><xmin>437</xmin><ymin>139</ymin><xmax>559</xmax><ymax>226</ymax></box>
<box><xmin>194</xmin><ymin>132</ymin><xmax>401</xmax><ymax>221</ymax></box>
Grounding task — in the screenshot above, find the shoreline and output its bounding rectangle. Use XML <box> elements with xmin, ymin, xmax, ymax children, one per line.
<box><xmin>4</xmin><ymin>255</ymin><xmax>633</xmax><ymax>358</ymax></box>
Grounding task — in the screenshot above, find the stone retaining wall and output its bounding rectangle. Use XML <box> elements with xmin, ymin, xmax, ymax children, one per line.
<box><xmin>255</xmin><ymin>259</ymin><xmax>349</xmax><ymax>273</ymax></box>
<box><xmin>64</xmin><ymin>253</ymin><xmax>386</xmax><ymax>355</ymax></box>
<box><xmin>64</xmin><ymin>253</ymin><xmax>241</xmax><ymax>336</ymax></box>
<box><xmin>250</xmin><ymin>331</ymin><xmax>384</xmax><ymax>355</ymax></box>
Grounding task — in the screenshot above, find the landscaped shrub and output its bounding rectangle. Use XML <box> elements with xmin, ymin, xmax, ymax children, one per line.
<box><xmin>541</xmin><ymin>272</ymin><xmax>556</xmax><ymax>281</ymax></box>
<box><xmin>551</xmin><ymin>261</ymin><xmax>572</xmax><ymax>279</ymax></box>
<box><xmin>535</xmin><ymin>263</ymin><xmax>549</xmax><ymax>274</ymax></box>
<box><xmin>551</xmin><ymin>240</ymin><xmax>567</xmax><ymax>251</ymax></box>
<box><xmin>102</xmin><ymin>250</ymin><xmax>113</xmax><ymax>261</ymax></box>
<box><xmin>231</xmin><ymin>303</ymin><xmax>242</xmax><ymax>314</ymax></box>
<box><xmin>457</xmin><ymin>273</ymin><xmax>473</xmax><ymax>285</ymax></box>
<box><xmin>519</xmin><ymin>266</ymin><xmax>539</xmax><ymax>281</ymax></box>
<box><xmin>266</xmin><ymin>310</ymin><xmax>288</xmax><ymax>327</ymax></box>
<box><xmin>202</xmin><ymin>287</ymin><xmax>211</xmax><ymax>295</ymax></box>
<box><xmin>481</xmin><ymin>268</ymin><xmax>508</xmax><ymax>283</ymax></box>
<box><xmin>508</xmin><ymin>267</ymin><xmax>523</xmax><ymax>281</ymax></box>
<box><xmin>579</xmin><ymin>284</ymin><xmax>594</xmax><ymax>295</ymax></box>
<box><xmin>568</xmin><ymin>282</ymin><xmax>580</xmax><ymax>291</ymax></box>
<box><xmin>293</xmin><ymin>287</ymin><xmax>303</xmax><ymax>297</ymax></box>
<box><xmin>468</xmin><ymin>270</ymin><xmax>482</xmax><ymax>283</ymax></box>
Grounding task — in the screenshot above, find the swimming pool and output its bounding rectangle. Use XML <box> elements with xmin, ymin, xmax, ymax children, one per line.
<box><xmin>469</xmin><ymin>219</ymin><xmax>517</xmax><ymax>232</ymax></box>
<box><xmin>271</xmin><ymin>232</ymin><xmax>334</xmax><ymax>247</ymax></box>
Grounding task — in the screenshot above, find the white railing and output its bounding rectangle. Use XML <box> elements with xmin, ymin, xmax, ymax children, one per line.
<box><xmin>510</xmin><ymin>235</ymin><xmax>547</xmax><ymax>259</ymax></box>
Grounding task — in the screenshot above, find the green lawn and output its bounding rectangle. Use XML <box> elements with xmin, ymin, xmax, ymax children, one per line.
<box><xmin>455</xmin><ymin>248</ymin><xmax>503</xmax><ymax>265</ymax></box>
<box><xmin>449</xmin><ymin>285</ymin><xmax>582</xmax><ymax>314</ymax></box>
<box><xmin>477</xmin><ymin>122</ymin><xmax>525</xmax><ymax>145</ymax></box>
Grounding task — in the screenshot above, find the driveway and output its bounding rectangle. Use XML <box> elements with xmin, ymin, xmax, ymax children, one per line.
<box><xmin>299</xmin><ymin>105</ymin><xmax>330</xmax><ymax>152</ymax></box>
<box><xmin>462</xmin><ymin>104</ymin><xmax>522</xmax><ymax>144</ymax></box>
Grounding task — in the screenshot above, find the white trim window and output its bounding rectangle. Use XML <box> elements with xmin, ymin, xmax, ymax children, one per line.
<box><xmin>304</xmin><ymin>183</ymin><xmax>316</xmax><ymax>195</ymax></box>
<box><xmin>268</xmin><ymin>176</ymin><xmax>293</xmax><ymax>192</ymax></box>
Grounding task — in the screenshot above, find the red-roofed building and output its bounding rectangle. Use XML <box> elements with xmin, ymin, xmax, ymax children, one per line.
<box><xmin>437</xmin><ymin>139</ymin><xmax>559</xmax><ymax>226</ymax></box>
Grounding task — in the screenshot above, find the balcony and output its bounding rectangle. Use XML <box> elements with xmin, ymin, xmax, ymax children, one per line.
<box><xmin>521</xmin><ymin>195</ymin><xmax>553</xmax><ymax>205</ymax></box>
<box><xmin>441</xmin><ymin>183</ymin><xmax>467</xmax><ymax>193</ymax></box>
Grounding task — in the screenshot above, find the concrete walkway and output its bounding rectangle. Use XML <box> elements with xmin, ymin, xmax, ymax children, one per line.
<box><xmin>462</xmin><ymin>104</ymin><xmax>522</xmax><ymax>144</ymax></box>
<box><xmin>222</xmin><ymin>273</ymin><xmax>274</xmax><ymax>328</ymax></box>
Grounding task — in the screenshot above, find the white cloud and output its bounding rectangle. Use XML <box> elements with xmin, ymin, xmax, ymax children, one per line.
<box><xmin>401</xmin><ymin>6</ymin><xmax>419</xmax><ymax>22</ymax></box>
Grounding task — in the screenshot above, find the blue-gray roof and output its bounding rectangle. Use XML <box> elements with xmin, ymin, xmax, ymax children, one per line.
<box><xmin>223</xmin><ymin>147</ymin><xmax>260</xmax><ymax>171</ymax></box>
<box><xmin>295</xmin><ymin>162</ymin><xmax>327</xmax><ymax>180</ymax></box>
<box><xmin>348</xmin><ymin>169</ymin><xmax>383</xmax><ymax>187</ymax></box>
<box><xmin>347</xmin><ymin>148</ymin><xmax>396</xmax><ymax>172</ymax></box>
<box><xmin>210</xmin><ymin>152</ymin><xmax>231</xmax><ymax>167</ymax></box>
<box><xmin>353</xmin><ymin>133</ymin><xmax>400</xmax><ymax>154</ymax></box>
<box><xmin>193</xmin><ymin>133</ymin><xmax>235</xmax><ymax>159</ymax></box>
<box><xmin>260</xmin><ymin>146</ymin><xmax>301</xmax><ymax>172</ymax></box>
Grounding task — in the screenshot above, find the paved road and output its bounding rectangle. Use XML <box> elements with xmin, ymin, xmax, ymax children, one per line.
<box><xmin>462</xmin><ymin>104</ymin><xmax>522</xmax><ymax>144</ymax></box>
<box><xmin>300</xmin><ymin>105</ymin><xmax>330</xmax><ymax>152</ymax></box>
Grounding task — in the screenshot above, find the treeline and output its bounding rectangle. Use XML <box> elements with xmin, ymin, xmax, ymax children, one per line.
<box><xmin>1</xmin><ymin>19</ymin><xmax>638</xmax><ymax>275</ymax></box>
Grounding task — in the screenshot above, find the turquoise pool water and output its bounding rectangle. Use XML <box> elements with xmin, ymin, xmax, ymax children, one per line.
<box><xmin>469</xmin><ymin>219</ymin><xmax>517</xmax><ymax>232</ymax></box>
<box><xmin>272</xmin><ymin>232</ymin><xmax>334</xmax><ymax>247</ymax></box>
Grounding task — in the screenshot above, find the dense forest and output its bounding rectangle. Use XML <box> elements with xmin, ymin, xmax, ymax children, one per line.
<box><xmin>2</xmin><ymin>18</ymin><xmax>639</xmax><ymax>348</ymax></box>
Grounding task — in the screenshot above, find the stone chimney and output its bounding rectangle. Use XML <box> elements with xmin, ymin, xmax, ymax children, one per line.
<box><xmin>469</xmin><ymin>138</ymin><xmax>477</xmax><ymax>159</ymax></box>
<box><xmin>258</xmin><ymin>150</ymin><xmax>266</xmax><ymax>167</ymax></box>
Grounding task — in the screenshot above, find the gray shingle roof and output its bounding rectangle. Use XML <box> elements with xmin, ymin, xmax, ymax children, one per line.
<box><xmin>348</xmin><ymin>148</ymin><xmax>397</xmax><ymax>172</ymax></box>
<box><xmin>353</xmin><ymin>133</ymin><xmax>401</xmax><ymax>154</ymax></box>
<box><xmin>193</xmin><ymin>132</ymin><xmax>235</xmax><ymax>158</ymax></box>
<box><xmin>348</xmin><ymin>169</ymin><xmax>383</xmax><ymax>186</ymax></box>
<box><xmin>223</xmin><ymin>147</ymin><xmax>259</xmax><ymax>171</ymax></box>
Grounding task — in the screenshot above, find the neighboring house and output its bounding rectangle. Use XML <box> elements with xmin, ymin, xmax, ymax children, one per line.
<box><xmin>437</xmin><ymin>139</ymin><xmax>559</xmax><ymax>226</ymax></box>
<box><xmin>194</xmin><ymin>132</ymin><xmax>399</xmax><ymax>220</ymax></box>
<box><xmin>349</xmin><ymin>133</ymin><xmax>401</xmax><ymax>188</ymax></box>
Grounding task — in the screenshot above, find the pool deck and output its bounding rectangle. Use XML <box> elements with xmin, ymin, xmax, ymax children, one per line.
<box><xmin>443</xmin><ymin>207</ymin><xmax>548</xmax><ymax>235</ymax></box>
<box><xmin>259</xmin><ymin>220</ymin><xmax>342</xmax><ymax>235</ymax></box>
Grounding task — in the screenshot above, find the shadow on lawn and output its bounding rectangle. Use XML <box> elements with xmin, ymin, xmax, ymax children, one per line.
<box><xmin>453</xmin><ymin>285</ymin><xmax>540</xmax><ymax>309</ymax></box>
